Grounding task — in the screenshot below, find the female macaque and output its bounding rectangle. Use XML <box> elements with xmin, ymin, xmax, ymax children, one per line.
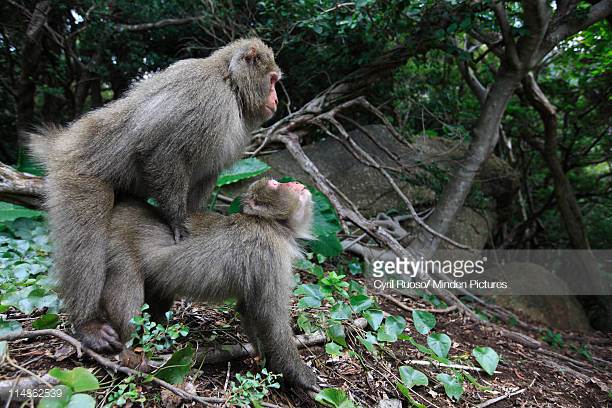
<box><xmin>27</xmin><ymin>39</ymin><xmax>281</xmax><ymax>351</ymax></box>
<box><xmin>101</xmin><ymin>179</ymin><xmax>318</xmax><ymax>391</ymax></box>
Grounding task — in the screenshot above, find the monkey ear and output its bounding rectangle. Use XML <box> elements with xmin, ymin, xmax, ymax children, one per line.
<box><xmin>244</xmin><ymin>47</ymin><xmax>257</xmax><ymax>64</ymax></box>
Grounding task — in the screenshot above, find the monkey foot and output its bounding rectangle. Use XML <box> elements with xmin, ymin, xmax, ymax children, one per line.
<box><xmin>286</xmin><ymin>365</ymin><xmax>320</xmax><ymax>392</ymax></box>
<box><xmin>76</xmin><ymin>320</ymin><xmax>123</xmax><ymax>353</ymax></box>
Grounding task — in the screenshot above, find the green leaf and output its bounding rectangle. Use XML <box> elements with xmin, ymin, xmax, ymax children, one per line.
<box><xmin>315</xmin><ymin>387</ymin><xmax>356</xmax><ymax>408</ymax></box>
<box><xmin>349</xmin><ymin>295</ymin><xmax>373</xmax><ymax>313</ymax></box>
<box><xmin>330</xmin><ymin>302</ymin><xmax>352</xmax><ymax>320</ymax></box>
<box><xmin>38</xmin><ymin>385</ymin><xmax>72</xmax><ymax>408</ymax></box>
<box><xmin>472</xmin><ymin>346</ymin><xmax>499</xmax><ymax>375</ymax></box>
<box><xmin>298</xmin><ymin>296</ymin><xmax>322</xmax><ymax>309</ymax></box>
<box><xmin>357</xmin><ymin>331</ymin><xmax>378</xmax><ymax>352</ymax></box>
<box><xmin>49</xmin><ymin>367</ymin><xmax>100</xmax><ymax>392</ymax></box>
<box><xmin>362</xmin><ymin>309</ymin><xmax>384</xmax><ymax>331</ymax></box>
<box><xmin>396</xmin><ymin>382</ymin><xmax>426</xmax><ymax>408</ymax></box>
<box><xmin>347</xmin><ymin>260</ymin><xmax>363</xmax><ymax>275</ymax></box>
<box><xmin>155</xmin><ymin>345</ymin><xmax>194</xmax><ymax>384</ymax></box>
<box><xmin>385</xmin><ymin>315</ymin><xmax>407</xmax><ymax>337</ymax></box>
<box><xmin>412</xmin><ymin>310</ymin><xmax>436</xmax><ymax>335</ymax></box>
<box><xmin>0</xmin><ymin>202</ymin><xmax>43</xmax><ymax>222</ymax></box>
<box><xmin>436</xmin><ymin>373</ymin><xmax>464</xmax><ymax>402</ymax></box>
<box><xmin>0</xmin><ymin>320</ymin><xmax>23</xmax><ymax>337</ymax></box>
<box><xmin>67</xmin><ymin>394</ymin><xmax>96</xmax><ymax>408</ymax></box>
<box><xmin>325</xmin><ymin>342</ymin><xmax>343</xmax><ymax>356</ymax></box>
<box><xmin>398</xmin><ymin>366</ymin><xmax>428</xmax><ymax>388</ymax></box>
<box><xmin>310</xmin><ymin>233</ymin><xmax>342</xmax><ymax>257</ymax></box>
<box><xmin>326</xmin><ymin>323</ymin><xmax>347</xmax><ymax>347</ymax></box>
<box><xmin>427</xmin><ymin>333</ymin><xmax>452</xmax><ymax>358</ymax></box>
<box><xmin>33</xmin><ymin>313</ymin><xmax>60</xmax><ymax>330</ymax></box>
<box><xmin>228</xmin><ymin>196</ymin><xmax>242</xmax><ymax>214</ymax></box>
<box><xmin>294</xmin><ymin>284</ymin><xmax>324</xmax><ymax>300</ymax></box>
<box><xmin>215</xmin><ymin>158</ymin><xmax>270</xmax><ymax>186</ymax></box>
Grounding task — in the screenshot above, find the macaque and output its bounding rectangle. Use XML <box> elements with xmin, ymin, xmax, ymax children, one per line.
<box><xmin>101</xmin><ymin>179</ymin><xmax>318</xmax><ymax>391</ymax></box>
<box><xmin>27</xmin><ymin>38</ymin><xmax>281</xmax><ymax>351</ymax></box>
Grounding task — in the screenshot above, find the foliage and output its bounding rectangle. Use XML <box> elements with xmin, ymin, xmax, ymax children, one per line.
<box><xmin>105</xmin><ymin>376</ymin><xmax>146</xmax><ymax>407</ymax></box>
<box><xmin>39</xmin><ymin>368</ymin><xmax>100</xmax><ymax>408</ymax></box>
<box><xmin>315</xmin><ymin>387</ymin><xmax>356</xmax><ymax>408</ymax></box>
<box><xmin>229</xmin><ymin>368</ymin><xmax>281</xmax><ymax>407</ymax></box>
<box><xmin>127</xmin><ymin>304</ymin><xmax>189</xmax><ymax>358</ymax></box>
<box><xmin>542</xmin><ymin>329</ymin><xmax>565</xmax><ymax>349</ymax></box>
<box><xmin>216</xmin><ymin>158</ymin><xmax>271</xmax><ymax>187</ymax></box>
<box><xmin>154</xmin><ymin>345</ymin><xmax>194</xmax><ymax>384</ymax></box>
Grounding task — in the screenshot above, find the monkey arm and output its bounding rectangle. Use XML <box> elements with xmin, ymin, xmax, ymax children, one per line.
<box><xmin>143</xmin><ymin>154</ymin><xmax>191</xmax><ymax>241</ymax></box>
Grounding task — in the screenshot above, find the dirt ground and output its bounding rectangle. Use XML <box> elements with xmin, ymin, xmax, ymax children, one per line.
<box><xmin>1</xmin><ymin>276</ymin><xmax>610</xmax><ymax>407</ymax></box>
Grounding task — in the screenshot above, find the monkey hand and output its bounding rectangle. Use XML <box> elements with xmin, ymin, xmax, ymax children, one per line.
<box><xmin>171</xmin><ymin>222</ymin><xmax>190</xmax><ymax>243</ymax></box>
<box><xmin>76</xmin><ymin>320</ymin><xmax>123</xmax><ymax>354</ymax></box>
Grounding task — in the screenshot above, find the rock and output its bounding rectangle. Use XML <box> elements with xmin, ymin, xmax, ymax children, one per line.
<box><xmin>491</xmin><ymin>263</ymin><xmax>592</xmax><ymax>332</ymax></box>
<box><xmin>223</xmin><ymin>125</ymin><xmax>516</xmax><ymax>248</ymax></box>
<box><xmin>378</xmin><ymin>398</ymin><xmax>402</xmax><ymax>408</ymax></box>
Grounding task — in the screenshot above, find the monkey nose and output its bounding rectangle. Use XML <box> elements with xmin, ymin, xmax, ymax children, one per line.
<box><xmin>267</xmin><ymin>179</ymin><xmax>280</xmax><ymax>189</ymax></box>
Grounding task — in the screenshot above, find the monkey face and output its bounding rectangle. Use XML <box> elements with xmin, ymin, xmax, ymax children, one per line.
<box><xmin>227</xmin><ymin>39</ymin><xmax>282</xmax><ymax>126</ymax></box>
<box><xmin>241</xmin><ymin>179</ymin><xmax>314</xmax><ymax>238</ymax></box>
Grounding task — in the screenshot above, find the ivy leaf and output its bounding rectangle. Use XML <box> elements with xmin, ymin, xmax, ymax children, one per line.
<box><xmin>436</xmin><ymin>373</ymin><xmax>464</xmax><ymax>402</ymax></box>
<box><xmin>326</xmin><ymin>323</ymin><xmax>347</xmax><ymax>347</ymax></box>
<box><xmin>315</xmin><ymin>387</ymin><xmax>356</xmax><ymax>408</ymax></box>
<box><xmin>155</xmin><ymin>345</ymin><xmax>194</xmax><ymax>384</ymax></box>
<box><xmin>215</xmin><ymin>158</ymin><xmax>270</xmax><ymax>186</ymax></box>
<box><xmin>385</xmin><ymin>315</ymin><xmax>407</xmax><ymax>337</ymax></box>
<box><xmin>0</xmin><ymin>202</ymin><xmax>43</xmax><ymax>222</ymax></box>
<box><xmin>49</xmin><ymin>367</ymin><xmax>100</xmax><ymax>392</ymax></box>
<box><xmin>472</xmin><ymin>346</ymin><xmax>499</xmax><ymax>375</ymax></box>
<box><xmin>362</xmin><ymin>309</ymin><xmax>384</xmax><ymax>331</ymax></box>
<box><xmin>427</xmin><ymin>333</ymin><xmax>452</xmax><ymax>358</ymax></box>
<box><xmin>412</xmin><ymin>310</ymin><xmax>436</xmax><ymax>335</ymax></box>
<box><xmin>356</xmin><ymin>331</ymin><xmax>378</xmax><ymax>352</ymax></box>
<box><xmin>398</xmin><ymin>366</ymin><xmax>429</xmax><ymax>388</ymax></box>
<box><xmin>349</xmin><ymin>295</ymin><xmax>372</xmax><ymax>313</ymax></box>
<box><xmin>39</xmin><ymin>385</ymin><xmax>72</xmax><ymax>408</ymax></box>
<box><xmin>330</xmin><ymin>302</ymin><xmax>352</xmax><ymax>320</ymax></box>
<box><xmin>325</xmin><ymin>342</ymin><xmax>343</xmax><ymax>356</ymax></box>
<box><xmin>67</xmin><ymin>394</ymin><xmax>96</xmax><ymax>408</ymax></box>
<box><xmin>33</xmin><ymin>313</ymin><xmax>60</xmax><ymax>330</ymax></box>
<box><xmin>0</xmin><ymin>320</ymin><xmax>22</xmax><ymax>337</ymax></box>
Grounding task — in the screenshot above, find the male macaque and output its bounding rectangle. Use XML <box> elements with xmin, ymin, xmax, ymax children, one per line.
<box><xmin>27</xmin><ymin>39</ymin><xmax>281</xmax><ymax>351</ymax></box>
<box><xmin>101</xmin><ymin>179</ymin><xmax>318</xmax><ymax>391</ymax></box>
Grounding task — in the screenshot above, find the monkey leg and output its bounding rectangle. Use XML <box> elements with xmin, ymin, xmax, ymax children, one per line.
<box><xmin>144</xmin><ymin>284</ymin><xmax>174</xmax><ymax>323</ymax></box>
<box><xmin>241</xmin><ymin>298</ymin><xmax>319</xmax><ymax>392</ymax></box>
<box><xmin>46</xmin><ymin>173</ymin><xmax>115</xmax><ymax>349</ymax></box>
<box><xmin>101</xmin><ymin>264</ymin><xmax>145</xmax><ymax>344</ymax></box>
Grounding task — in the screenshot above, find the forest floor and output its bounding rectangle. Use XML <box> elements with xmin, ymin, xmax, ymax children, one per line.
<box><xmin>1</xmin><ymin>271</ymin><xmax>611</xmax><ymax>408</ymax></box>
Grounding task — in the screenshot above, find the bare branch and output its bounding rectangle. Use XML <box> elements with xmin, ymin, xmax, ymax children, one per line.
<box><xmin>0</xmin><ymin>163</ymin><xmax>44</xmax><ymax>208</ymax></box>
<box><xmin>115</xmin><ymin>15</ymin><xmax>206</xmax><ymax>32</ymax></box>
<box><xmin>492</xmin><ymin>1</ymin><xmax>520</xmax><ymax>68</ymax></box>
<box><xmin>546</xmin><ymin>0</ymin><xmax>612</xmax><ymax>50</ymax></box>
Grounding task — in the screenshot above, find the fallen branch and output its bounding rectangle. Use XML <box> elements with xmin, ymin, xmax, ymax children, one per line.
<box><xmin>0</xmin><ymin>330</ymin><xmax>228</xmax><ymax>407</ymax></box>
<box><xmin>377</xmin><ymin>292</ymin><xmax>458</xmax><ymax>314</ymax></box>
<box><xmin>405</xmin><ymin>359</ymin><xmax>501</xmax><ymax>374</ymax></box>
<box><xmin>0</xmin><ymin>163</ymin><xmax>44</xmax><ymax>208</ymax></box>
<box><xmin>474</xmin><ymin>388</ymin><xmax>526</xmax><ymax>408</ymax></box>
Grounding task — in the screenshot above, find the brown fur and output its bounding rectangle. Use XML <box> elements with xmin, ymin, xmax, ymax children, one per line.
<box><xmin>26</xmin><ymin>39</ymin><xmax>281</xmax><ymax>349</ymax></box>
<box><xmin>102</xmin><ymin>179</ymin><xmax>317</xmax><ymax>390</ymax></box>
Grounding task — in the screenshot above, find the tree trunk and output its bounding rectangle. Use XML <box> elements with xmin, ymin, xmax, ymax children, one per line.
<box><xmin>15</xmin><ymin>1</ymin><xmax>50</xmax><ymax>136</ymax></box>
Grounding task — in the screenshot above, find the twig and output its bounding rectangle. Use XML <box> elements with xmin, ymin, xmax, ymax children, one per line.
<box><xmin>0</xmin><ymin>330</ymin><xmax>224</xmax><ymax>407</ymax></box>
<box><xmin>405</xmin><ymin>360</ymin><xmax>501</xmax><ymax>374</ymax></box>
<box><xmin>474</xmin><ymin>388</ymin><xmax>526</xmax><ymax>408</ymax></box>
<box><xmin>377</xmin><ymin>292</ymin><xmax>458</xmax><ymax>314</ymax></box>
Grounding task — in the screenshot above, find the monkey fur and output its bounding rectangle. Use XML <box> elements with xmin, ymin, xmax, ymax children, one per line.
<box><xmin>101</xmin><ymin>179</ymin><xmax>318</xmax><ymax>391</ymax></box>
<box><xmin>27</xmin><ymin>39</ymin><xmax>281</xmax><ymax>350</ymax></box>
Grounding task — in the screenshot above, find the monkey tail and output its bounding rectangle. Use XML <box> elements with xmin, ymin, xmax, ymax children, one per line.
<box><xmin>23</xmin><ymin>124</ymin><xmax>64</xmax><ymax>169</ymax></box>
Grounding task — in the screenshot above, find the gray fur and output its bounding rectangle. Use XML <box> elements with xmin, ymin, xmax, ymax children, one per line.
<box><xmin>102</xmin><ymin>179</ymin><xmax>318</xmax><ymax>391</ymax></box>
<box><xmin>26</xmin><ymin>38</ymin><xmax>281</xmax><ymax>345</ymax></box>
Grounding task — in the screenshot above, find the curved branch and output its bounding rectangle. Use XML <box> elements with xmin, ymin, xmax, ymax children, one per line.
<box><xmin>0</xmin><ymin>163</ymin><xmax>44</xmax><ymax>208</ymax></box>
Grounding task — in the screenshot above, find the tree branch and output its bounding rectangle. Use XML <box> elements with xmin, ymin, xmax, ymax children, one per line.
<box><xmin>115</xmin><ymin>15</ymin><xmax>206</xmax><ymax>32</ymax></box>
